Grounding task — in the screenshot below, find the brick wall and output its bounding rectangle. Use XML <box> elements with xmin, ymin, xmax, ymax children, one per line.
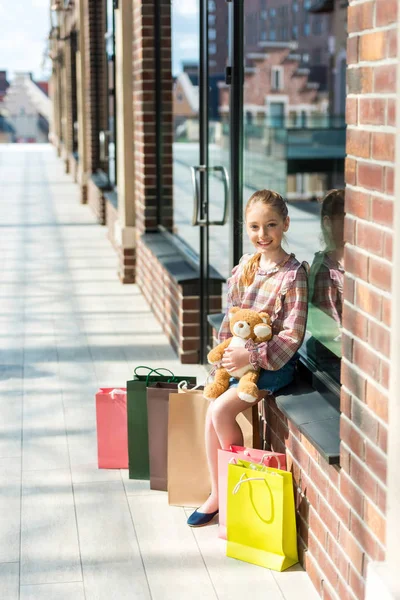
<box><xmin>259</xmin><ymin>3</ymin><xmax>396</xmax><ymax>599</ymax></box>
<box><xmin>132</xmin><ymin>0</ymin><xmax>173</xmax><ymax>235</ymax></box>
<box><xmin>82</xmin><ymin>0</ymin><xmax>108</xmax><ymax>175</ymax></box>
<box><xmin>137</xmin><ymin>238</ymin><xmax>222</xmax><ymax>363</ymax></box>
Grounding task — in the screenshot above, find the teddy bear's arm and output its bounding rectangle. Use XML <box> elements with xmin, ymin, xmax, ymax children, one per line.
<box><xmin>207</xmin><ymin>338</ymin><xmax>231</xmax><ymax>364</ymax></box>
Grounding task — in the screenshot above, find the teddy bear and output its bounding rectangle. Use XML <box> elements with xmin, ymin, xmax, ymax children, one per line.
<box><xmin>204</xmin><ymin>307</ymin><xmax>273</xmax><ymax>403</ymax></box>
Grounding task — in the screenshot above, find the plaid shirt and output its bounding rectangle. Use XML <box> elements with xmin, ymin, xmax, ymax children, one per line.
<box><xmin>219</xmin><ymin>253</ymin><xmax>308</xmax><ymax>371</ymax></box>
<box><xmin>310</xmin><ymin>252</ymin><xmax>344</xmax><ymax>325</ymax></box>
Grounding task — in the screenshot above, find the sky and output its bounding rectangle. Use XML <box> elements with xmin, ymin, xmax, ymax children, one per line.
<box><xmin>0</xmin><ymin>0</ymin><xmax>198</xmax><ymax>81</ymax></box>
<box><xmin>172</xmin><ymin>1</ymin><xmax>199</xmax><ymax>76</ymax></box>
<box><xmin>0</xmin><ymin>0</ymin><xmax>51</xmax><ymax>81</ymax></box>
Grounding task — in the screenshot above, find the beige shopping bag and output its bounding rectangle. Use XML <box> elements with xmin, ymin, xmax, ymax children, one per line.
<box><xmin>167</xmin><ymin>387</ymin><xmax>260</xmax><ymax>507</ymax></box>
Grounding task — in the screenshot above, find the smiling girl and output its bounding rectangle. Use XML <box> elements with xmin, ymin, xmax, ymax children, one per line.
<box><xmin>187</xmin><ymin>189</ymin><xmax>308</xmax><ymax>527</ymax></box>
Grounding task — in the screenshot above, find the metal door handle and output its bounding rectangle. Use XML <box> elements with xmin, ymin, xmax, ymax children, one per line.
<box><xmin>190</xmin><ymin>165</ymin><xmax>206</xmax><ymax>226</ymax></box>
<box><xmin>190</xmin><ymin>165</ymin><xmax>229</xmax><ymax>226</ymax></box>
<box><xmin>209</xmin><ymin>166</ymin><xmax>229</xmax><ymax>226</ymax></box>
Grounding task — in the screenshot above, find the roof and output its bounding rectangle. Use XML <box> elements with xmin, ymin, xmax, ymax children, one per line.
<box><xmin>176</xmin><ymin>72</ymin><xmax>199</xmax><ymax>113</ymax></box>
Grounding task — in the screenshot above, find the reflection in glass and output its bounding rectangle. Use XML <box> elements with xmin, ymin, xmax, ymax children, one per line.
<box><xmin>306</xmin><ymin>189</ymin><xmax>345</xmax><ymax>379</ymax></box>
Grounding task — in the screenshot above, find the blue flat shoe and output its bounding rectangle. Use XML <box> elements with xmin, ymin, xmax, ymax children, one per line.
<box><xmin>187</xmin><ymin>508</ymin><xmax>219</xmax><ymax>528</ymax></box>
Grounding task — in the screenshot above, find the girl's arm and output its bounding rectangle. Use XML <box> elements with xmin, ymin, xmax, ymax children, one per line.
<box><xmin>248</xmin><ymin>268</ymin><xmax>308</xmax><ymax>371</ymax></box>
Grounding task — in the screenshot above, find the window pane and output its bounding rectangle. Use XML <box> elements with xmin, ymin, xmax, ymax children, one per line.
<box><xmin>242</xmin><ymin>0</ymin><xmax>346</xmax><ymax>386</ymax></box>
<box><xmin>168</xmin><ymin>0</ymin><xmax>200</xmax><ymax>255</ymax></box>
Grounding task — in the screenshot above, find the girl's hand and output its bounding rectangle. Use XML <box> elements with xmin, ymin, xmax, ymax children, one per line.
<box><xmin>221</xmin><ymin>346</ymin><xmax>250</xmax><ymax>372</ymax></box>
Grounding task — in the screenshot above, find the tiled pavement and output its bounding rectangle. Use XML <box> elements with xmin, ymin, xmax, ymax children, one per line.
<box><xmin>0</xmin><ymin>145</ymin><xmax>319</xmax><ymax>600</ymax></box>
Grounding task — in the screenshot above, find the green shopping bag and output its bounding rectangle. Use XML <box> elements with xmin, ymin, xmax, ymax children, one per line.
<box><xmin>127</xmin><ymin>366</ymin><xmax>196</xmax><ymax>479</ymax></box>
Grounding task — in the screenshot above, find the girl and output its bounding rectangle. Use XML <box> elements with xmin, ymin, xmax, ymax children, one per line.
<box><xmin>187</xmin><ymin>189</ymin><xmax>308</xmax><ymax>527</ymax></box>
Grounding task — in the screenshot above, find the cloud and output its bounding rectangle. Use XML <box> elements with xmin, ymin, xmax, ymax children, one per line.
<box><xmin>173</xmin><ymin>1</ymin><xmax>199</xmax><ymax>17</ymax></box>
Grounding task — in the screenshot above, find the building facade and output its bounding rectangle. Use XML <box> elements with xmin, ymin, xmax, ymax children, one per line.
<box><xmin>49</xmin><ymin>1</ymin><xmax>400</xmax><ymax>598</ymax></box>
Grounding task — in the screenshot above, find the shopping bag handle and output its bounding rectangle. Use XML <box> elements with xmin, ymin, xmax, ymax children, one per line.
<box><xmin>133</xmin><ymin>366</ymin><xmax>176</xmax><ymax>386</ymax></box>
<box><xmin>232</xmin><ymin>472</ymin><xmax>280</xmax><ymax>495</ymax></box>
<box><xmin>243</xmin><ymin>450</ymin><xmax>282</xmax><ymax>470</ymax></box>
<box><xmin>177</xmin><ymin>380</ymin><xmax>204</xmax><ymax>392</ymax></box>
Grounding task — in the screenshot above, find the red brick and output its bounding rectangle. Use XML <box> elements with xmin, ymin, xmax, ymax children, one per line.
<box><xmin>359</xmin><ymin>98</ymin><xmax>385</xmax><ymax>126</ymax></box>
<box><xmin>381</xmin><ymin>296</ymin><xmax>391</xmax><ymax>327</ymax></box>
<box><xmin>340</xmin><ymin>416</ymin><xmax>365</xmax><ymax>462</ymax></box>
<box><xmin>348</xmin><ymin>1</ymin><xmax>374</xmax><ymax>32</ymax></box>
<box><xmin>326</xmin><ymin>534</ymin><xmax>351</xmax><ymax>583</ymax></box>
<box><xmin>309</xmin><ymin>507</ymin><xmax>327</xmax><ymax>547</ymax></box>
<box><xmin>349</xmin><ymin>565</ymin><xmax>366</xmax><ymax>600</ymax></box>
<box><xmin>387</xmin><ymin>99</ymin><xmax>396</xmax><ymax>127</ymax></box>
<box><xmin>348</xmin><ymin>67</ymin><xmax>373</xmax><ymax>94</ymax></box>
<box><xmin>360</xmin><ymin>32</ymin><xmax>386</xmax><ymax>62</ymax></box>
<box><xmin>346</xmin><ymin>97</ymin><xmax>358</xmax><ymax>126</ymax></box>
<box><xmin>383</xmin><ymin>232</ymin><xmax>393</xmax><ymax>261</ymax></box>
<box><xmin>326</xmin><ymin>482</ymin><xmax>351</xmax><ymax>529</ymax></box>
<box><xmin>307</xmin><ymin>554</ymin><xmax>323</xmax><ymax>597</ymax></box>
<box><xmin>345</xmin><ymin>158</ymin><xmax>357</xmax><ymax>186</ymax></box>
<box><xmin>387</xmin><ymin>28</ymin><xmax>397</xmax><ymax>58</ymax></box>
<box><xmin>300</xmin><ymin>472</ymin><xmax>319</xmax><ymax>508</ymax></box>
<box><xmin>340</xmin><ymin>444</ymin><xmax>351</xmax><ymax>473</ymax></box>
<box><xmin>368</xmin><ymin>320</ymin><xmax>390</xmax><ymax>359</ymax></box>
<box><xmin>365</xmin><ymin>442</ymin><xmax>387</xmax><ymax>484</ymax></box>
<box><xmin>345</xmin><ymin>188</ymin><xmax>370</xmax><ymax>220</ymax></box>
<box><xmin>338</xmin><ymin>525</ymin><xmax>364</xmax><ymax>574</ymax></box>
<box><xmin>371</xmin><ymin>196</ymin><xmax>394</xmax><ymax>228</ymax></box>
<box><xmin>355</xmin><ymin>280</ymin><xmax>382</xmax><ymax>319</ymax></box>
<box><xmin>344</xmin><ymin>216</ymin><xmax>355</xmax><ymax>245</ymax></box>
<box><xmin>372</xmin><ymin>133</ymin><xmax>395</xmax><ymax>163</ymax></box>
<box><xmin>385</xmin><ymin>167</ymin><xmax>395</xmax><ymax>195</ymax></box>
<box><xmin>356</xmin><ymin>221</ymin><xmax>383</xmax><ymax>257</ymax></box>
<box><xmin>347</xmin><ymin>36</ymin><xmax>359</xmax><ymax>65</ymax></box>
<box><xmin>342</xmin><ymin>331</ymin><xmax>353</xmax><ymax>361</ymax></box>
<box><xmin>347</xmin><ymin>128</ymin><xmax>370</xmax><ymax>159</ymax></box>
<box><xmin>344</xmin><ymin>277</ymin><xmax>355</xmax><ymax>303</ymax></box>
<box><xmin>309</xmin><ymin>460</ymin><xmax>328</xmax><ymax>497</ymax></box>
<box><xmin>368</xmin><ymin>257</ymin><xmax>392</xmax><ymax>292</ymax></box>
<box><xmin>344</xmin><ymin>245</ymin><xmax>369</xmax><ymax>280</ymax></box>
<box><xmin>351</xmin><ymin>510</ymin><xmax>385</xmax><ymax>561</ymax></box>
<box><xmin>380</xmin><ymin>360</ymin><xmax>390</xmax><ymax>389</ymax></box>
<box><xmin>340</xmin><ymin>471</ymin><xmax>364</xmax><ymax>518</ymax></box>
<box><xmin>350</xmin><ymin>454</ymin><xmax>378</xmax><ymax>504</ymax></box>
<box><xmin>376</xmin><ymin>0</ymin><xmax>398</xmax><ymax>25</ymax></box>
<box><xmin>374</xmin><ymin>64</ymin><xmax>397</xmax><ymax>93</ymax></box>
<box><xmin>376</xmin><ymin>484</ymin><xmax>387</xmax><ymax>513</ymax></box>
<box><xmin>351</xmin><ymin>396</ymin><xmax>379</xmax><ymax>444</ymax></box>
<box><xmin>341</xmin><ymin>389</ymin><xmax>351</xmax><ymax>418</ymax></box>
<box><xmin>314</xmin><ymin>542</ymin><xmax>340</xmax><ymax>591</ymax></box>
<box><xmin>377</xmin><ymin>423</ymin><xmax>388</xmax><ymax>453</ymax></box>
<box><xmin>341</xmin><ymin>361</ymin><xmax>366</xmax><ymax>402</ymax></box>
<box><xmin>318</xmin><ymin>497</ymin><xmax>340</xmax><ymax>538</ymax></box>
<box><xmin>353</xmin><ymin>340</ymin><xmax>380</xmax><ymax>382</ymax></box>
<box><xmin>357</xmin><ymin>162</ymin><xmax>384</xmax><ymax>192</ymax></box>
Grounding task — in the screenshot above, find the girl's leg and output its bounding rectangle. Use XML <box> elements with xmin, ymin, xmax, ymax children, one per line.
<box><xmin>195</xmin><ymin>387</ymin><xmax>264</xmax><ymax>515</ymax></box>
<box><xmin>195</xmin><ymin>402</ymin><xmax>221</xmax><ymax>514</ymax></box>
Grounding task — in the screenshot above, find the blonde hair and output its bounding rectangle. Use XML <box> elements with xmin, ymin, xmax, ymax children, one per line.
<box><xmin>241</xmin><ymin>189</ymin><xmax>288</xmax><ymax>287</ymax></box>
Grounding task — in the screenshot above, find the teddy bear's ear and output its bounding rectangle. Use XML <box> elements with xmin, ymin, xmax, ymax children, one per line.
<box><xmin>228</xmin><ymin>307</ymin><xmax>240</xmax><ymax>320</ymax></box>
<box><xmin>259</xmin><ymin>312</ymin><xmax>270</xmax><ymax>324</ymax></box>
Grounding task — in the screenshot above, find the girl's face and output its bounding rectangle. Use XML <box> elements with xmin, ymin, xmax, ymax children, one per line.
<box><xmin>245</xmin><ymin>202</ymin><xmax>289</xmax><ymax>255</ymax></box>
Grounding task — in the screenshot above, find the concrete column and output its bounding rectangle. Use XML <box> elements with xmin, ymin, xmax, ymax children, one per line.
<box><xmin>114</xmin><ymin>0</ymin><xmax>135</xmax><ymax>252</ymax></box>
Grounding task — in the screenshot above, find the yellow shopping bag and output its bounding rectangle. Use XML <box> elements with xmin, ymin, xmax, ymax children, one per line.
<box><xmin>226</xmin><ymin>459</ymin><xmax>298</xmax><ymax>572</ymax></box>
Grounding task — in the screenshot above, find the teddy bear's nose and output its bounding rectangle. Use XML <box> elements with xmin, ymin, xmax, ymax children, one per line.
<box><xmin>238</xmin><ymin>323</ymin><xmax>244</xmax><ymax>328</ymax></box>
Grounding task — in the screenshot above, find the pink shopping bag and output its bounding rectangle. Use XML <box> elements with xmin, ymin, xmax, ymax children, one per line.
<box><xmin>96</xmin><ymin>388</ymin><xmax>128</xmax><ymax>469</ymax></box>
<box><xmin>218</xmin><ymin>445</ymin><xmax>286</xmax><ymax>539</ymax></box>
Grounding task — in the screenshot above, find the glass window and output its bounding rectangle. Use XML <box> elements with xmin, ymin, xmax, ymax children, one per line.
<box><xmin>242</xmin><ymin>0</ymin><xmax>346</xmax><ymax>389</ymax></box>
<box><xmin>261</xmin><ymin>10</ymin><xmax>267</xmax><ymax>19</ymax></box>
<box><xmin>209</xmin><ymin>28</ymin><xmax>216</xmax><ymax>40</ymax></box>
<box><xmin>208</xmin><ymin>14</ymin><xmax>215</xmax><ymax>26</ymax></box>
<box><xmin>313</xmin><ymin>16</ymin><xmax>323</xmax><ymax>35</ymax></box>
<box><xmin>209</xmin><ymin>42</ymin><xmax>217</xmax><ymax>54</ymax></box>
<box><xmin>208</xmin><ymin>0</ymin><xmax>215</xmax><ymax>11</ymax></box>
<box><xmin>261</xmin><ymin>31</ymin><xmax>267</xmax><ymax>41</ymax></box>
<box><xmin>270</xmin><ymin>8</ymin><xmax>276</xmax><ymax>17</ymax></box>
<box><xmin>101</xmin><ymin>0</ymin><xmax>117</xmax><ymax>188</ymax></box>
<box><xmin>304</xmin><ymin>23</ymin><xmax>310</xmax><ymax>36</ymax></box>
<box><xmin>270</xmin><ymin>29</ymin><xmax>276</xmax><ymax>41</ymax></box>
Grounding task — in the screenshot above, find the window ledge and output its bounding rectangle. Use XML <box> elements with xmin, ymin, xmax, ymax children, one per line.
<box><xmin>142</xmin><ymin>233</ymin><xmax>225</xmax><ymax>286</ymax></box>
<box><xmin>206</xmin><ymin>312</ymin><xmax>340</xmax><ymax>464</ymax></box>
<box><xmin>91</xmin><ymin>171</ymin><xmax>112</xmax><ymax>191</ymax></box>
<box><xmin>275</xmin><ymin>379</ymin><xmax>340</xmax><ymax>464</ymax></box>
<box><xmin>104</xmin><ymin>190</ymin><xmax>118</xmax><ymax>209</ymax></box>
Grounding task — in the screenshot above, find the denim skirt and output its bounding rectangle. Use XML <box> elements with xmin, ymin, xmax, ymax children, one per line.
<box><xmin>228</xmin><ymin>353</ymin><xmax>298</xmax><ymax>394</ymax></box>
